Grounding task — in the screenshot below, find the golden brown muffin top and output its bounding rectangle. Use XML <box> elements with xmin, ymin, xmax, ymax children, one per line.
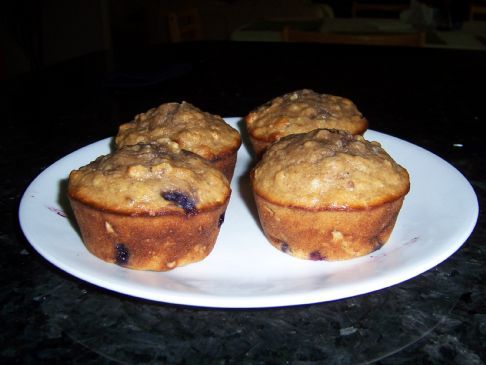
<box><xmin>68</xmin><ymin>143</ymin><xmax>230</xmax><ymax>215</ymax></box>
<box><xmin>251</xmin><ymin>129</ymin><xmax>409</xmax><ymax>210</ymax></box>
<box><xmin>115</xmin><ymin>101</ymin><xmax>241</xmax><ymax>161</ymax></box>
<box><xmin>245</xmin><ymin>89</ymin><xmax>367</xmax><ymax>142</ymax></box>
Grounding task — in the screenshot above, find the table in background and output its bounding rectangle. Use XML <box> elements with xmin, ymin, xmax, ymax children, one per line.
<box><xmin>231</xmin><ymin>17</ymin><xmax>486</xmax><ymax>50</ymax></box>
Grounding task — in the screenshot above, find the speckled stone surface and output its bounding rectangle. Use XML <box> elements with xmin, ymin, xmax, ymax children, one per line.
<box><xmin>2</xmin><ymin>43</ymin><xmax>485</xmax><ymax>364</ymax></box>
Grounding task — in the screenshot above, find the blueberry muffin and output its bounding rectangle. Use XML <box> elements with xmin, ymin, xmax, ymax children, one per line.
<box><xmin>115</xmin><ymin>101</ymin><xmax>241</xmax><ymax>181</ymax></box>
<box><xmin>68</xmin><ymin>142</ymin><xmax>231</xmax><ymax>271</ymax></box>
<box><xmin>251</xmin><ymin>128</ymin><xmax>409</xmax><ymax>261</ymax></box>
<box><xmin>245</xmin><ymin>89</ymin><xmax>368</xmax><ymax>156</ymax></box>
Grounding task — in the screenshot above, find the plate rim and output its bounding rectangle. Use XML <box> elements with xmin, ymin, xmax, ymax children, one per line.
<box><xmin>18</xmin><ymin>119</ymin><xmax>479</xmax><ymax>308</ymax></box>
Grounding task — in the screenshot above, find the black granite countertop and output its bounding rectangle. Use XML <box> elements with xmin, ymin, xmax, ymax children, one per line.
<box><xmin>2</xmin><ymin>42</ymin><xmax>485</xmax><ymax>364</ymax></box>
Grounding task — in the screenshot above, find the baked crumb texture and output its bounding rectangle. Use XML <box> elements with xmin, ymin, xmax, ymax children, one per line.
<box><xmin>116</xmin><ymin>101</ymin><xmax>241</xmax><ymax>181</ymax></box>
<box><xmin>245</xmin><ymin>89</ymin><xmax>368</xmax><ymax>156</ymax></box>
<box><xmin>68</xmin><ymin>143</ymin><xmax>230</xmax><ymax>271</ymax></box>
<box><xmin>251</xmin><ymin>128</ymin><xmax>410</xmax><ymax>261</ymax></box>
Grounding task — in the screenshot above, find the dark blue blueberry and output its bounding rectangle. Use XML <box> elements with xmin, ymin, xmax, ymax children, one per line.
<box><xmin>370</xmin><ymin>237</ymin><xmax>383</xmax><ymax>252</ymax></box>
<box><xmin>115</xmin><ymin>243</ymin><xmax>129</xmax><ymax>265</ymax></box>
<box><xmin>161</xmin><ymin>191</ymin><xmax>197</xmax><ymax>215</ymax></box>
<box><xmin>281</xmin><ymin>242</ymin><xmax>290</xmax><ymax>253</ymax></box>
<box><xmin>309</xmin><ymin>251</ymin><xmax>324</xmax><ymax>261</ymax></box>
<box><xmin>218</xmin><ymin>212</ymin><xmax>225</xmax><ymax>228</ymax></box>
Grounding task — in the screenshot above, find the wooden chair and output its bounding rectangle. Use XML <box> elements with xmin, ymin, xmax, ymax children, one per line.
<box><xmin>352</xmin><ymin>1</ymin><xmax>410</xmax><ymax>18</ymax></box>
<box><xmin>316</xmin><ymin>4</ymin><xmax>335</xmax><ymax>19</ymax></box>
<box><xmin>282</xmin><ymin>26</ymin><xmax>425</xmax><ymax>47</ymax></box>
<box><xmin>168</xmin><ymin>8</ymin><xmax>203</xmax><ymax>42</ymax></box>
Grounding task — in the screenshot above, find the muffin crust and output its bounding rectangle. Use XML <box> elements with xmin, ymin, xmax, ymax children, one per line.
<box><xmin>252</xmin><ymin>129</ymin><xmax>409</xmax><ymax>210</ymax></box>
<box><xmin>69</xmin><ymin>143</ymin><xmax>230</xmax><ymax>215</ymax></box>
<box><xmin>116</xmin><ymin>101</ymin><xmax>241</xmax><ymax>162</ymax></box>
<box><xmin>245</xmin><ymin>89</ymin><xmax>367</xmax><ymax>155</ymax></box>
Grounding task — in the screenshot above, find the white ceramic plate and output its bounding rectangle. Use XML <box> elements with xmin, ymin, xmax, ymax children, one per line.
<box><xmin>19</xmin><ymin>118</ymin><xmax>478</xmax><ymax>308</ymax></box>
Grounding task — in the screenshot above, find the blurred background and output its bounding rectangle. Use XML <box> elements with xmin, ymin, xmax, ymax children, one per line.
<box><xmin>1</xmin><ymin>0</ymin><xmax>484</xmax><ymax>80</ymax></box>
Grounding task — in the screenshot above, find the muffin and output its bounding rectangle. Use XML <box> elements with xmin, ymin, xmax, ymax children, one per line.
<box><xmin>68</xmin><ymin>142</ymin><xmax>231</xmax><ymax>271</ymax></box>
<box><xmin>245</xmin><ymin>89</ymin><xmax>368</xmax><ymax>156</ymax></box>
<box><xmin>251</xmin><ymin>128</ymin><xmax>409</xmax><ymax>261</ymax></box>
<box><xmin>115</xmin><ymin>101</ymin><xmax>241</xmax><ymax>181</ymax></box>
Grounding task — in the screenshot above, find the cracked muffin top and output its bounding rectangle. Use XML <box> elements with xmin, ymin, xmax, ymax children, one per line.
<box><xmin>68</xmin><ymin>142</ymin><xmax>230</xmax><ymax>216</ymax></box>
<box><xmin>115</xmin><ymin>101</ymin><xmax>241</xmax><ymax>161</ymax></box>
<box><xmin>245</xmin><ymin>89</ymin><xmax>367</xmax><ymax>143</ymax></box>
<box><xmin>251</xmin><ymin>128</ymin><xmax>409</xmax><ymax>210</ymax></box>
